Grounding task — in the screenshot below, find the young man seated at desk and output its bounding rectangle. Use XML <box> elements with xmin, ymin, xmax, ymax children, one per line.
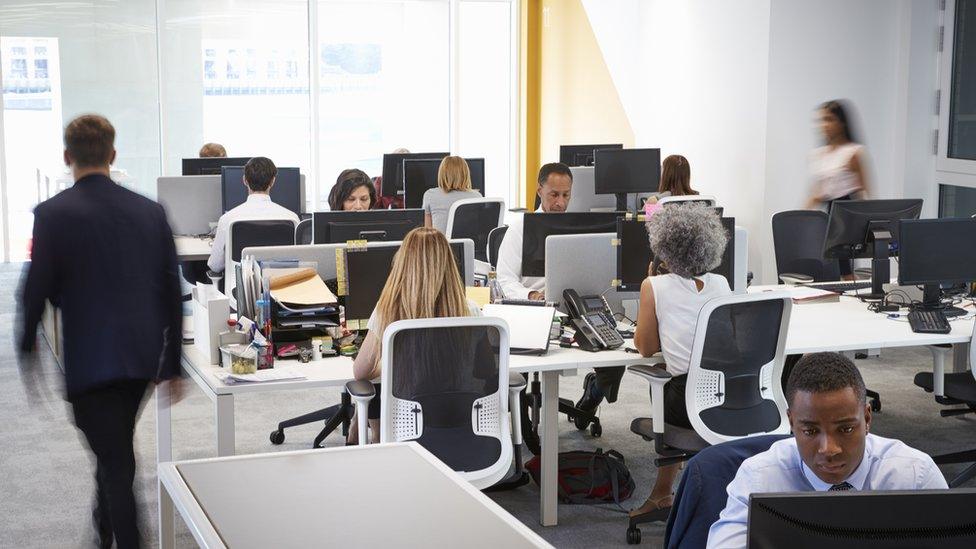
<box><xmin>207</xmin><ymin>156</ymin><xmax>300</xmax><ymax>274</ymax></box>
<box><xmin>706</xmin><ymin>352</ymin><xmax>947</xmax><ymax>548</ymax></box>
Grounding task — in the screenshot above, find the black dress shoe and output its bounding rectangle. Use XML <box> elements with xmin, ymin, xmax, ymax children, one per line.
<box><xmin>575</xmin><ymin>372</ymin><xmax>602</xmax><ymax>413</ymax></box>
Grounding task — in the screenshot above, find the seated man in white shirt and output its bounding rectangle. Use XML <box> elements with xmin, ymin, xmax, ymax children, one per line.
<box><xmin>706</xmin><ymin>352</ymin><xmax>947</xmax><ymax>549</ymax></box>
<box><xmin>207</xmin><ymin>156</ymin><xmax>300</xmax><ymax>273</ymax></box>
<box><xmin>495</xmin><ymin>162</ymin><xmax>572</xmax><ymax>301</ymax></box>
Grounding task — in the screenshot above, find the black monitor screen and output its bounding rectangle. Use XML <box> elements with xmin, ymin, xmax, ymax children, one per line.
<box><xmin>182</xmin><ymin>157</ymin><xmax>251</xmax><ymax>176</ymax></box>
<box><xmin>312</xmin><ymin>209</ymin><xmax>425</xmax><ymax>244</ymax></box>
<box><xmin>403</xmin><ymin>158</ymin><xmax>486</xmax><ymax>209</ymax></box>
<box><xmin>559</xmin><ymin>144</ymin><xmax>623</xmax><ymax>167</ymax></box>
<box><xmin>615</xmin><ymin>216</ymin><xmax>735</xmax><ymax>292</ymax></box>
<box><xmin>380</xmin><ymin>152</ymin><xmax>449</xmax><ymax>198</ymax></box>
<box><xmin>521</xmin><ymin>212</ymin><xmax>624</xmax><ymax>277</ymax></box>
<box><xmin>898</xmin><ymin>217</ymin><xmax>976</xmax><ymax>286</ymax></box>
<box><xmin>822</xmin><ymin>199</ymin><xmax>923</xmax><ymax>259</ymax></box>
<box><xmin>594</xmin><ymin>148</ymin><xmax>661</xmax><ymax>195</ymax></box>
<box><xmin>748</xmin><ymin>489</ymin><xmax>976</xmax><ymax>549</ymax></box>
<box><xmin>221</xmin><ymin>166</ymin><xmax>302</xmax><ymax>215</ymax></box>
<box><xmin>343</xmin><ymin>242</ymin><xmax>466</xmax><ymax>323</ymax></box>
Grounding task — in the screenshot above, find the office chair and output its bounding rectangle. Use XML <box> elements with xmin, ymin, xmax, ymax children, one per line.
<box><xmin>295</xmin><ymin>218</ymin><xmax>312</xmax><ymax>245</ymax></box>
<box><xmin>487</xmin><ymin>225</ymin><xmax>509</xmax><ymax>270</ymax></box>
<box><xmin>347</xmin><ymin>317</ymin><xmax>525</xmax><ymax>489</ymax></box>
<box><xmin>626</xmin><ymin>292</ymin><xmax>793</xmax><ymax>538</ymax></box>
<box><xmin>914</xmin><ymin>323</ymin><xmax>976</xmax><ymax>487</ymax></box>
<box><xmin>657</xmin><ymin>434</ymin><xmax>790</xmax><ymax>547</ymax></box>
<box><xmin>771</xmin><ymin>210</ymin><xmax>840</xmax><ymax>283</ymax></box>
<box><xmin>225</xmin><ymin>219</ymin><xmax>296</xmax><ymax>309</ymax></box>
<box><xmin>446</xmin><ymin>198</ymin><xmax>505</xmax><ymax>263</ymax></box>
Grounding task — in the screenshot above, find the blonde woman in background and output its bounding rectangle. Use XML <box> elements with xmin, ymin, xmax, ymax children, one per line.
<box><xmin>350</xmin><ymin>227</ymin><xmax>481</xmax><ymax>443</ymax></box>
<box><xmin>423</xmin><ymin>156</ymin><xmax>483</xmax><ymax>233</ymax></box>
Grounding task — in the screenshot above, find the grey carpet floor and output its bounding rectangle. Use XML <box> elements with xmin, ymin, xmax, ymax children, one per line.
<box><xmin>0</xmin><ymin>262</ymin><xmax>973</xmax><ymax>548</ymax></box>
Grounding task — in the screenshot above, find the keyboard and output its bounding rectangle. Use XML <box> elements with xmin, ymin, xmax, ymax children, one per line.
<box><xmin>907</xmin><ymin>309</ymin><xmax>951</xmax><ymax>334</ymax></box>
<box><xmin>804</xmin><ymin>281</ymin><xmax>873</xmax><ymax>294</ymax></box>
<box><xmin>498</xmin><ymin>298</ymin><xmax>549</xmax><ymax>307</ymax></box>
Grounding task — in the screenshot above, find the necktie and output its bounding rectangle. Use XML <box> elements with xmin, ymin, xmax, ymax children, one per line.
<box><xmin>829</xmin><ymin>482</ymin><xmax>853</xmax><ymax>491</ymax></box>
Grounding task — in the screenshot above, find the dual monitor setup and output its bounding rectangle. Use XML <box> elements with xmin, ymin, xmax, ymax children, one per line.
<box><xmin>560</xmin><ymin>144</ymin><xmax>661</xmax><ymax>212</ymax></box>
<box><xmin>181</xmin><ymin>156</ymin><xmax>304</xmax><ymax>216</ymax></box>
<box><xmin>820</xmin><ymin>198</ymin><xmax>976</xmax><ymax>314</ymax></box>
<box><xmin>380</xmin><ymin>152</ymin><xmax>486</xmax><ymax>208</ymax></box>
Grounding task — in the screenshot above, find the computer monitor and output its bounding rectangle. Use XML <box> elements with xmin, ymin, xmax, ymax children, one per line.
<box><xmin>521</xmin><ymin>212</ymin><xmax>624</xmax><ymax>277</ymax></box>
<box><xmin>615</xmin><ymin>215</ymin><xmax>735</xmax><ymax>292</ymax></box>
<box><xmin>220</xmin><ymin>166</ymin><xmax>303</xmax><ymax>215</ymax></box>
<box><xmin>342</xmin><ymin>241</ymin><xmax>466</xmax><ymax>323</ymax></box>
<box><xmin>559</xmin><ymin>144</ymin><xmax>623</xmax><ymax>167</ymax></box>
<box><xmin>822</xmin><ymin>199</ymin><xmax>923</xmax><ymax>299</ymax></box>
<box><xmin>182</xmin><ymin>157</ymin><xmax>251</xmax><ymax>176</ymax></box>
<box><xmin>402</xmin><ymin>158</ymin><xmax>486</xmax><ymax>209</ymax></box>
<box><xmin>312</xmin><ymin>209</ymin><xmax>425</xmax><ymax>244</ymax></box>
<box><xmin>380</xmin><ymin>152</ymin><xmax>450</xmax><ymax>198</ymax></box>
<box><xmin>897</xmin><ymin>217</ymin><xmax>976</xmax><ymax>315</ymax></box>
<box><xmin>748</xmin><ymin>489</ymin><xmax>976</xmax><ymax>549</ymax></box>
<box><xmin>594</xmin><ymin>148</ymin><xmax>661</xmax><ymax>211</ymax></box>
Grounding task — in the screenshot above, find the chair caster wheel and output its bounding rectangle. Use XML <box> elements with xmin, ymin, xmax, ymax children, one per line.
<box><xmin>590</xmin><ymin>422</ymin><xmax>602</xmax><ymax>437</ymax></box>
<box><xmin>269</xmin><ymin>430</ymin><xmax>285</xmax><ymax>445</ymax></box>
<box><xmin>626</xmin><ymin>526</ymin><xmax>641</xmax><ymax>544</ymax></box>
<box><xmin>574</xmin><ymin>414</ymin><xmax>590</xmax><ymax>430</ymax></box>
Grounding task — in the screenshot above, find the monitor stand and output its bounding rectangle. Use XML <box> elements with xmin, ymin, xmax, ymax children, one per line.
<box><xmin>615</xmin><ymin>193</ymin><xmax>630</xmax><ymax>213</ymax></box>
<box><xmin>916</xmin><ymin>283</ymin><xmax>968</xmax><ymax>317</ymax></box>
<box><xmin>863</xmin><ymin>223</ymin><xmax>891</xmax><ymax>301</ymax></box>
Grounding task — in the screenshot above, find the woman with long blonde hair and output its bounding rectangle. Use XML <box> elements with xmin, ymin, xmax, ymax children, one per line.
<box><xmin>422</xmin><ymin>156</ymin><xmax>483</xmax><ymax>233</ymax></box>
<box><xmin>350</xmin><ymin>227</ymin><xmax>480</xmax><ymax>442</ymax></box>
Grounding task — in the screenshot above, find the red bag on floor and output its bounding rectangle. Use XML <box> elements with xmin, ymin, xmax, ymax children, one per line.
<box><xmin>525</xmin><ymin>448</ymin><xmax>635</xmax><ymax>506</ymax></box>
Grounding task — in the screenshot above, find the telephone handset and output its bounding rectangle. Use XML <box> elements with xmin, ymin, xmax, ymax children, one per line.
<box><xmin>563</xmin><ymin>289</ymin><xmax>624</xmax><ymax>351</ymax></box>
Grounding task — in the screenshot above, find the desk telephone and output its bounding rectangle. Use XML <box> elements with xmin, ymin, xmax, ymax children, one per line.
<box><xmin>563</xmin><ymin>289</ymin><xmax>624</xmax><ymax>351</ymax></box>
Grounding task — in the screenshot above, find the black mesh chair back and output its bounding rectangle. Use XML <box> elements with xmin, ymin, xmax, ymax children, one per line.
<box><xmin>771</xmin><ymin>210</ymin><xmax>840</xmax><ymax>281</ymax></box>
<box><xmin>687</xmin><ymin>294</ymin><xmax>791</xmax><ymax>442</ymax></box>
<box><xmin>446</xmin><ymin>200</ymin><xmax>503</xmax><ymax>263</ymax></box>
<box><xmin>487</xmin><ymin>225</ymin><xmax>509</xmax><ymax>269</ymax></box>
<box><xmin>229</xmin><ymin>220</ymin><xmax>296</xmax><ymax>263</ymax></box>
<box><xmin>295</xmin><ymin>218</ymin><xmax>313</xmax><ymax>245</ymax></box>
<box><xmin>380</xmin><ymin>318</ymin><xmax>512</xmax><ymax>486</ymax></box>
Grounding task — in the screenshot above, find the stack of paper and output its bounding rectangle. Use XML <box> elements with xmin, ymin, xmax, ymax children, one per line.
<box><xmin>265</xmin><ymin>267</ymin><xmax>340</xmax><ymax>328</ymax></box>
<box><xmin>785</xmin><ymin>286</ymin><xmax>841</xmax><ymax>304</ymax></box>
<box><xmin>214</xmin><ymin>367</ymin><xmax>307</xmax><ymax>384</ymax></box>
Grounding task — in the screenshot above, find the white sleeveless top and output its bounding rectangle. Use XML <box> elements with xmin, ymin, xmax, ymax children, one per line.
<box><xmin>809</xmin><ymin>142</ymin><xmax>864</xmax><ymax>201</ymax></box>
<box><xmin>649</xmin><ymin>272</ymin><xmax>732</xmax><ymax>376</ymax></box>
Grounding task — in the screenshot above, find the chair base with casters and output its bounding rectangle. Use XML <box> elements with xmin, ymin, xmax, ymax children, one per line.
<box><xmin>914</xmin><ymin>344</ymin><xmax>976</xmax><ymax>487</ymax></box>
<box><xmin>518</xmin><ymin>372</ymin><xmax>603</xmax><ymax>457</ymax></box>
<box><xmin>268</xmin><ymin>391</ymin><xmax>354</xmax><ymax>448</ymax></box>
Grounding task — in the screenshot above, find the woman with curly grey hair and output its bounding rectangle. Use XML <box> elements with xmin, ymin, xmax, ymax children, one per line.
<box><xmin>630</xmin><ymin>202</ymin><xmax>732</xmax><ymax>518</ymax></box>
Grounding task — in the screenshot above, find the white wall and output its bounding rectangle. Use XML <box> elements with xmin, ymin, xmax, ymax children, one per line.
<box><xmin>583</xmin><ymin>0</ymin><xmax>942</xmax><ymax>284</ymax></box>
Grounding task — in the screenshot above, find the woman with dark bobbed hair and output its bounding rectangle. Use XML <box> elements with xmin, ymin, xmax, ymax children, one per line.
<box><xmin>328</xmin><ymin>168</ymin><xmax>376</xmax><ymax>211</ymax></box>
<box><xmin>630</xmin><ymin>202</ymin><xmax>732</xmax><ymax>518</ymax></box>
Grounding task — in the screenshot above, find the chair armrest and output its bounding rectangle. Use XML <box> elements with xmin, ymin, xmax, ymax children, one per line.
<box><xmin>628</xmin><ymin>364</ymin><xmax>672</xmax><ymax>383</ymax></box>
<box><xmin>508</xmin><ymin>372</ymin><xmax>527</xmax><ymax>391</ymax></box>
<box><xmin>345</xmin><ymin>380</ymin><xmax>375</xmax><ymax>399</ymax></box>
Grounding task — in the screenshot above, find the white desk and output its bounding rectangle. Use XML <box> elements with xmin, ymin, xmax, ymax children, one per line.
<box><xmin>158</xmin><ymin>442</ymin><xmax>551</xmax><ymax>549</ymax></box>
<box><xmin>157</xmin><ymin>292</ymin><xmax>975</xmax><ymax>537</ymax></box>
<box><xmin>175</xmin><ymin>236</ymin><xmax>213</xmax><ymax>262</ymax></box>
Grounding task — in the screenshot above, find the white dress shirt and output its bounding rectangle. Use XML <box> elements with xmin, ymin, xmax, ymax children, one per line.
<box><xmin>495</xmin><ymin>209</ymin><xmax>545</xmax><ymax>300</ymax></box>
<box><xmin>706</xmin><ymin>433</ymin><xmax>948</xmax><ymax>548</ymax></box>
<box><xmin>207</xmin><ymin>193</ymin><xmax>299</xmax><ymax>272</ymax></box>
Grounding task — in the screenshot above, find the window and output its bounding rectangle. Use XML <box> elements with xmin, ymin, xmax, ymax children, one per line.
<box><xmin>10</xmin><ymin>58</ymin><xmax>27</xmax><ymax>78</ymax></box>
<box><xmin>947</xmin><ymin>0</ymin><xmax>976</xmax><ymax>161</ymax></box>
<box><xmin>939</xmin><ymin>184</ymin><xmax>976</xmax><ymax>217</ymax></box>
<box><xmin>34</xmin><ymin>59</ymin><xmax>48</xmax><ymax>79</ymax></box>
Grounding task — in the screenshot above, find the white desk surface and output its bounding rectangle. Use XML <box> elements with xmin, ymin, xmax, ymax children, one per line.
<box><xmin>159</xmin><ymin>442</ymin><xmax>551</xmax><ymax>549</ymax></box>
<box><xmin>175</xmin><ymin>236</ymin><xmax>213</xmax><ymax>261</ymax></box>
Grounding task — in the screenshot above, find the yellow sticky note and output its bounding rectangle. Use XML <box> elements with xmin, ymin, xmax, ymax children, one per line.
<box><xmin>466</xmin><ymin>286</ymin><xmax>491</xmax><ymax>308</ymax></box>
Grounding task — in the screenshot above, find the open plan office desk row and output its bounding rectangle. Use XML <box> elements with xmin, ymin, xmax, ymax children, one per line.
<box><xmin>158</xmin><ymin>442</ymin><xmax>551</xmax><ymax>549</ymax></box>
<box><xmin>156</xmin><ymin>286</ymin><xmax>975</xmax><ymax>545</ymax></box>
<box><xmin>175</xmin><ymin>236</ymin><xmax>213</xmax><ymax>262</ymax></box>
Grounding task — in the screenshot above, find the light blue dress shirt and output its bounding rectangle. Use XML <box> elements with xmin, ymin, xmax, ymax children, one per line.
<box><xmin>706</xmin><ymin>433</ymin><xmax>948</xmax><ymax>549</ymax></box>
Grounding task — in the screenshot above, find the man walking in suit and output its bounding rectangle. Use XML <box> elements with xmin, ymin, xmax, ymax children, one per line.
<box><xmin>19</xmin><ymin>114</ymin><xmax>184</xmax><ymax>548</ymax></box>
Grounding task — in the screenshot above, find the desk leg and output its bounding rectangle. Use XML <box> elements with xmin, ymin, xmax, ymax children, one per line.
<box><xmin>540</xmin><ymin>371</ymin><xmax>559</xmax><ymax>526</ymax></box>
<box><xmin>215</xmin><ymin>394</ymin><xmax>236</xmax><ymax>456</ymax></box>
<box><xmin>158</xmin><ymin>482</ymin><xmax>176</xmax><ymax>549</ymax></box>
<box><xmin>156</xmin><ymin>384</ymin><xmax>175</xmax><ymax>548</ymax></box>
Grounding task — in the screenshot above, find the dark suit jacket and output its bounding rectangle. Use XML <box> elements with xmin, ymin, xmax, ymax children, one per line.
<box><xmin>20</xmin><ymin>174</ymin><xmax>182</xmax><ymax>398</ymax></box>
